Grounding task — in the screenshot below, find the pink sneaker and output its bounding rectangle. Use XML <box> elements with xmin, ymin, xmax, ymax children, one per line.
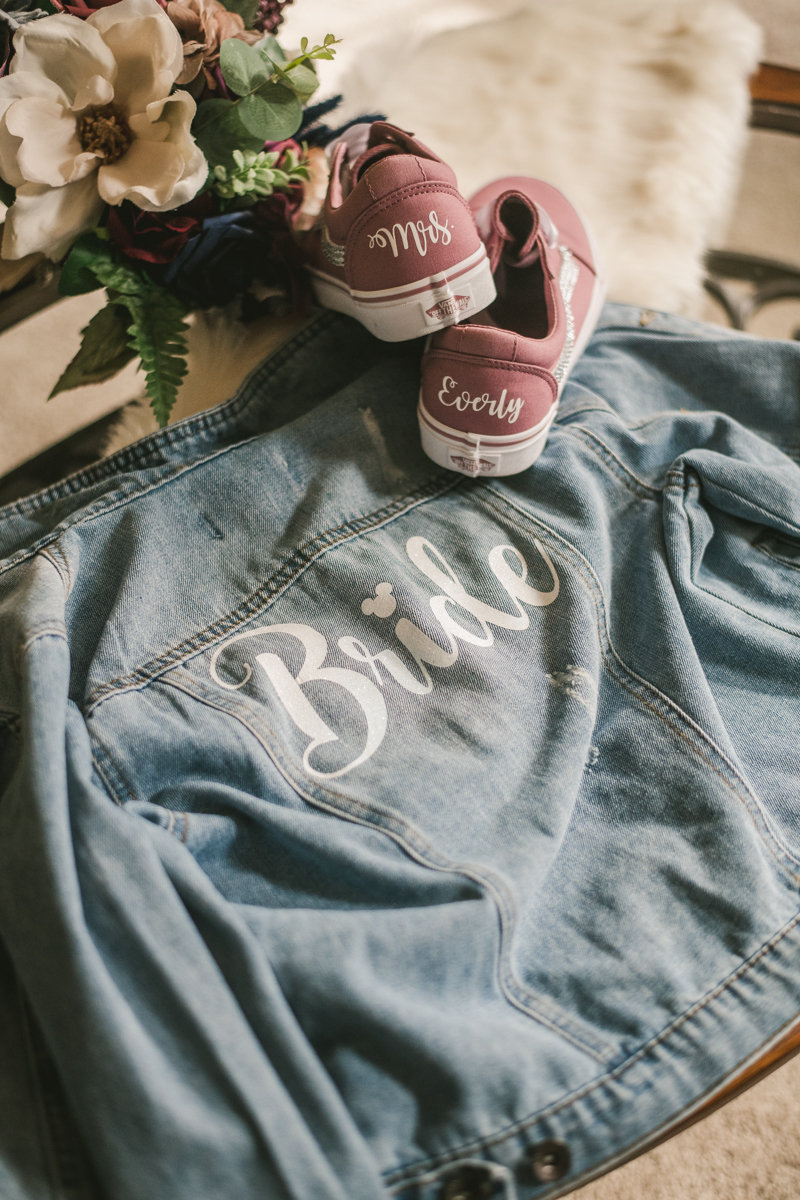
<box><xmin>302</xmin><ymin>122</ymin><xmax>496</xmax><ymax>342</ymax></box>
<box><xmin>418</xmin><ymin>177</ymin><xmax>606</xmax><ymax>477</ymax></box>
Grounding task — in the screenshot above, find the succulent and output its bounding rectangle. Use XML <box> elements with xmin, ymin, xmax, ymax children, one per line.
<box><xmin>212</xmin><ymin>145</ymin><xmax>310</xmax><ymax>203</ymax></box>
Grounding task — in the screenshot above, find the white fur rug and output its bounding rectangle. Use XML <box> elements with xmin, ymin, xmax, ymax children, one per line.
<box><xmin>285</xmin><ymin>0</ymin><xmax>760</xmax><ymax>313</ymax></box>
<box><xmin>106</xmin><ymin>0</ymin><xmax>761</xmax><ymax>452</ymax></box>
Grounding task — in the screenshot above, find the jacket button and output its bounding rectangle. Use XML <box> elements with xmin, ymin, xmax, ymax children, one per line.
<box><xmin>527</xmin><ymin>1140</ymin><xmax>572</xmax><ymax>1183</ymax></box>
<box><xmin>438</xmin><ymin>1165</ymin><xmax>496</xmax><ymax>1200</ymax></box>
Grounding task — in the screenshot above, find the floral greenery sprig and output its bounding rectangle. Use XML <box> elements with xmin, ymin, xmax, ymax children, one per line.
<box><xmin>192</xmin><ymin>33</ymin><xmax>339</xmax><ymax>173</ymax></box>
<box><xmin>213</xmin><ymin>144</ymin><xmax>310</xmax><ymax>204</ymax></box>
<box><xmin>0</xmin><ymin>0</ymin><xmax>348</xmax><ymax>427</ymax></box>
<box><xmin>51</xmin><ymin>229</ymin><xmax>190</xmax><ymax>427</ymax></box>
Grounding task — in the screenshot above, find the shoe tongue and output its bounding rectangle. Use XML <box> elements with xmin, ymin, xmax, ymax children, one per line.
<box><xmin>351</xmin><ymin>142</ymin><xmax>405</xmax><ymax>182</ymax></box>
<box><xmin>496</xmin><ymin>193</ymin><xmax>541</xmax><ymax>267</ymax></box>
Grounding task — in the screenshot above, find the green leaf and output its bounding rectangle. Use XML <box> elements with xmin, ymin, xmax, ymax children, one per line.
<box><xmin>219</xmin><ymin>0</ymin><xmax>259</xmax><ymax>28</ymax></box>
<box><xmin>239</xmin><ymin>84</ymin><xmax>302</xmax><ymax>140</ymax></box>
<box><xmin>283</xmin><ymin>63</ymin><xmax>318</xmax><ymax>99</ymax></box>
<box><xmin>192</xmin><ymin>97</ymin><xmax>235</xmax><ymax>133</ymax></box>
<box><xmin>253</xmin><ymin>34</ymin><xmax>285</xmax><ymax>62</ymax></box>
<box><xmin>115</xmin><ymin>285</ymin><xmax>189</xmax><ymax>427</ymax></box>
<box><xmin>220</xmin><ymin>38</ymin><xmax>269</xmax><ymax>96</ymax></box>
<box><xmin>193</xmin><ymin>99</ymin><xmax>263</xmax><ymax>168</ymax></box>
<box><xmin>58</xmin><ymin>231</ymin><xmax>119</xmax><ymax>296</ymax></box>
<box><xmin>88</xmin><ymin>258</ymin><xmax>143</xmax><ymax>296</ymax></box>
<box><xmin>49</xmin><ymin>300</ymin><xmax>136</xmax><ymax>399</ymax></box>
<box><xmin>0</xmin><ymin>176</ymin><xmax>15</xmax><ymax>209</ymax></box>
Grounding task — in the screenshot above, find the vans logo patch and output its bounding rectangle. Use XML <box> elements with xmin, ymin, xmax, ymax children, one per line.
<box><xmin>426</xmin><ymin>294</ymin><xmax>470</xmax><ymax>321</ymax></box>
<box><xmin>449</xmin><ymin>454</ymin><xmax>498</xmax><ymax>475</ymax></box>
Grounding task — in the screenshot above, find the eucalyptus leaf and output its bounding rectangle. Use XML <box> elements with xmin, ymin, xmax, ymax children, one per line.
<box><xmin>49</xmin><ymin>301</ymin><xmax>136</xmax><ymax>398</ymax></box>
<box><xmin>194</xmin><ymin>103</ymin><xmax>263</xmax><ymax>168</ymax></box>
<box><xmin>253</xmin><ymin>34</ymin><xmax>285</xmax><ymax>62</ymax></box>
<box><xmin>283</xmin><ymin>63</ymin><xmax>318</xmax><ymax>99</ymax></box>
<box><xmin>218</xmin><ymin>0</ymin><xmax>258</xmax><ymax>29</ymax></box>
<box><xmin>220</xmin><ymin>38</ymin><xmax>270</xmax><ymax>97</ymax></box>
<box><xmin>238</xmin><ymin>85</ymin><xmax>302</xmax><ymax>141</ymax></box>
<box><xmin>192</xmin><ymin>98</ymin><xmax>234</xmax><ymax>133</ymax></box>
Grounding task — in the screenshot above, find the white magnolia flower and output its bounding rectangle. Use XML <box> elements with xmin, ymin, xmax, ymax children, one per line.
<box><xmin>0</xmin><ymin>0</ymin><xmax>207</xmax><ymax>260</ymax></box>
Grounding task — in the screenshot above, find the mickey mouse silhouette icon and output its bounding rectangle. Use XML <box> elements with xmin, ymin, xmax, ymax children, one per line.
<box><xmin>361</xmin><ymin>583</ymin><xmax>397</xmax><ymax>618</ymax></box>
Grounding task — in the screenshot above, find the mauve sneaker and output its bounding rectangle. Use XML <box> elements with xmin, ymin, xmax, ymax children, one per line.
<box><xmin>302</xmin><ymin>121</ymin><xmax>496</xmax><ymax>342</ymax></box>
<box><xmin>418</xmin><ymin>177</ymin><xmax>606</xmax><ymax>476</ymax></box>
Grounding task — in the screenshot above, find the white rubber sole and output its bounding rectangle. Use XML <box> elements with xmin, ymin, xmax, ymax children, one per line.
<box><xmin>419</xmin><ymin>397</ymin><xmax>559</xmax><ymax>477</ymax></box>
<box><xmin>418</xmin><ymin>268</ymin><xmax>608</xmax><ymax>478</ymax></box>
<box><xmin>308</xmin><ymin>246</ymin><xmax>496</xmax><ymax>342</ymax></box>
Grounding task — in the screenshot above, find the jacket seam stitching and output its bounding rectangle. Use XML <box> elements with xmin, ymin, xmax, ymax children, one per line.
<box><xmin>157</xmin><ymin>668</ymin><xmax>615</xmax><ymax>1063</ymax></box>
<box><xmin>85</xmin><ymin>475</ymin><xmax>459</xmax><ymax>712</ymax></box>
<box><xmin>384</xmin><ymin>905</ymin><xmax>800</xmax><ymax>1184</ymax></box>
<box><xmin>0</xmin><ymin>312</ymin><xmax>336</xmax><ymax>522</ymax></box>
<box><xmin>678</xmin><ymin>478</ymin><xmax>800</xmax><ymax>639</ymax></box>
<box><xmin>0</xmin><ymin>442</ymin><xmax>259</xmax><ymax>581</ymax></box>
<box><xmin>566</xmin><ymin>426</ymin><xmax>662</xmax><ymax>497</ymax></box>
<box><xmin>90</xmin><ymin>739</ymin><xmax>136</xmax><ymax>806</ymax></box>
<box><xmin>757</xmin><ymin>543</ymin><xmax>800</xmax><ymax>573</ymax></box>
<box><xmin>669</xmin><ymin>471</ymin><xmax>800</xmax><ymax>537</ymax></box>
<box><xmin>39</xmin><ymin>545</ymin><xmax>71</xmax><ymax>594</ymax></box>
<box><xmin>478</xmin><ymin>485</ymin><xmax>800</xmax><ymax>878</ymax></box>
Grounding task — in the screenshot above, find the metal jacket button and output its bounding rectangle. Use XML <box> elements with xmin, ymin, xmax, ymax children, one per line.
<box><xmin>527</xmin><ymin>1140</ymin><xmax>572</xmax><ymax>1183</ymax></box>
<box><xmin>438</xmin><ymin>1165</ymin><xmax>496</xmax><ymax>1200</ymax></box>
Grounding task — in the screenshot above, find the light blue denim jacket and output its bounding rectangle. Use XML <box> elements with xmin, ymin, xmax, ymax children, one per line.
<box><xmin>2</xmin><ymin>305</ymin><xmax>800</xmax><ymax>1200</ymax></box>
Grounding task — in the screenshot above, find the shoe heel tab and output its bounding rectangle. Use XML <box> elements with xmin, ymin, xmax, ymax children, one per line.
<box><xmin>358</xmin><ymin>154</ymin><xmax>458</xmax><ymax>199</ymax></box>
<box><xmin>369</xmin><ymin>121</ymin><xmax>447</xmax><ymax>166</ymax></box>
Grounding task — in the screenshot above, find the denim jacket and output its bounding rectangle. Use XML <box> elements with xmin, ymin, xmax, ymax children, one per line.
<box><xmin>2</xmin><ymin>305</ymin><xmax>800</xmax><ymax>1200</ymax></box>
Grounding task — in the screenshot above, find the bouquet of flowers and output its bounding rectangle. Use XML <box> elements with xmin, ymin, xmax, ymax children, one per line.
<box><xmin>0</xmin><ymin>0</ymin><xmax>359</xmax><ymax>425</ymax></box>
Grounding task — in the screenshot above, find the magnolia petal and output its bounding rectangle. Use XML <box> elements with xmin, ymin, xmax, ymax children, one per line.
<box><xmin>10</xmin><ymin>13</ymin><xmax>117</xmax><ymax>107</ymax></box>
<box><xmin>114</xmin><ymin>89</ymin><xmax>205</xmax><ymax>210</ymax></box>
<box><xmin>147</xmin><ymin>91</ymin><xmax>206</xmax><ymax>210</ymax></box>
<box><xmin>97</xmin><ymin>138</ymin><xmax>184</xmax><ymax>208</ymax></box>
<box><xmin>72</xmin><ymin>74</ymin><xmax>115</xmax><ymax>112</ymax></box>
<box><xmin>100</xmin><ymin>23</ymin><xmax>177</xmax><ymax>119</ymax></box>
<box><xmin>88</xmin><ymin>0</ymin><xmax>184</xmax><ymax>115</ymax></box>
<box><xmin>69</xmin><ymin>150</ymin><xmax>103</xmax><ymax>184</ymax></box>
<box><xmin>5</xmin><ymin>96</ymin><xmax>85</xmax><ymax>188</ymax></box>
<box><xmin>143</xmin><ymin>91</ymin><xmax>197</xmax><ymax>155</ymax></box>
<box><xmin>128</xmin><ymin>112</ymin><xmax>170</xmax><ymax>143</ymax></box>
<box><xmin>0</xmin><ymin>71</ymin><xmax>65</xmax><ymax>188</ymax></box>
<box><xmin>1</xmin><ymin>175</ymin><xmax>103</xmax><ymax>260</ymax></box>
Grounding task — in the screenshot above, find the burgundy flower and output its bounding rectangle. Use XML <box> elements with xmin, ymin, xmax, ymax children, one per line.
<box><xmin>50</xmin><ymin>0</ymin><xmax>167</xmax><ymax>17</ymax></box>
<box><xmin>106</xmin><ymin>201</ymin><xmax>202</xmax><ymax>264</ymax></box>
<box><xmin>253</xmin><ymin>0</ymin><xmax>292</xmax><ymax>36</ymax></box>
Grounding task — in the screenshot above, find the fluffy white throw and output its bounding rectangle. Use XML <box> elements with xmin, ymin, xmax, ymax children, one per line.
<box><xmin>108</xmin><ymin>0</ymin><xmax>761</xmax><ymax>444</ymax></box>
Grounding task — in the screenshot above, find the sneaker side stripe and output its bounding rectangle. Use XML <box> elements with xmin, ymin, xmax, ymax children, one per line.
<box><xmin>307</xmin><ymin>246</ymin><xmax>487</xmax><ymax>304</ymax></box>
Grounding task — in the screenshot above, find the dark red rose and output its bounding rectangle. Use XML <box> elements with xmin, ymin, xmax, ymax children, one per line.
<box><xmin>50</xmin><ymin>0</ymin><xmax>167</xmax><ymax>17</ymax></box>
<box><xmin>106</xmin><ymin>202</ymin><xmax>202</xmax><ymax>264</ymax></box>
<box><xmin>254</xmin><ymin>181</ymin><xmax>305</xmax><ymax>228</ymax></box>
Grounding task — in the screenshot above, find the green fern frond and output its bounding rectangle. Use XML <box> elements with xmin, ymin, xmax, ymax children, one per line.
<box><xmin>116</xmin><ymin>286</ymin><xmax>190</xmax><ymax>427</ymax></box>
